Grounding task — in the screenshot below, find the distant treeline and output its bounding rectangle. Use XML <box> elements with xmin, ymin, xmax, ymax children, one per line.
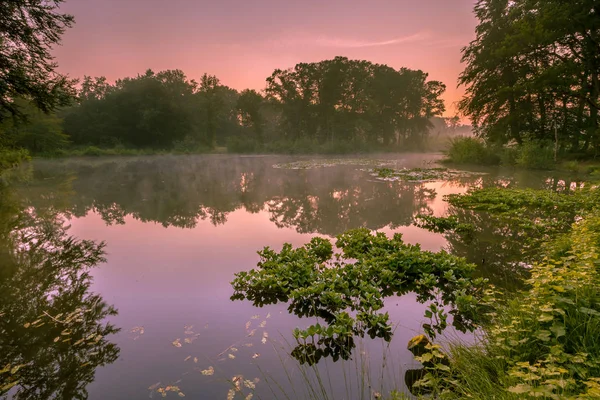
<box><xmin>461</xmin><ymin>0</ymin><xmax>600</xmax><ymax>156</ymax></box>
<box><xmin>0</xmin><ymin>57</ymin><xmax>456</xmax><ymax>155</ymax></box>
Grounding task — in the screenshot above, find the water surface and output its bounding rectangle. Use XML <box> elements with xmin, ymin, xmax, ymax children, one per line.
<box><xmin>1</xmin><ymin>154</ymin><xmax>577</xmax><ymax>399</ymax></box>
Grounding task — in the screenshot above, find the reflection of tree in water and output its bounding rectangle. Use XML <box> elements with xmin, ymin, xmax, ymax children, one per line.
<box><xmin>19</xmin><ymin>157</ymin><xmax>441</xmax><ymax>235</ymax></box>
<box><xmin>0</xmin><ymin>186</ymin><xmax>119</xmax><ymax>399</ymax></box>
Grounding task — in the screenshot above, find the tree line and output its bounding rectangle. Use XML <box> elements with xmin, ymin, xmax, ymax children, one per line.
<box><xmin>460</xmin><ymin>0</ymin><xmax>600</xmax><ymax>156</ymax></box>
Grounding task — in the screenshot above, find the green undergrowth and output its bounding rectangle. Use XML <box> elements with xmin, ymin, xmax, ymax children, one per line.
<box><xmin>411</xmin><ymin>185</ymin><xmax>600</xmax><ymax>399</ymax></box>
<box><xmin>0</xmin><ymin>148</ymin><xmax>30</xmax><ymax>173</ymax></box>
<box><xmin>444</xmin><ymin>137</ymin><xmax>576</xmax><ymax>171</ymax></box>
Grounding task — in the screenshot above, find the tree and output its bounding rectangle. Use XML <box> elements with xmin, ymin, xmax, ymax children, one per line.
<box><xmin>459</xmin><ymin>0</ymin><xmax>600</xmax><ymax>154</ymax></box>
<box><xmin>0</xmin><ymin>0</ymin><xmax>75</xmax><ymax>122</ymax></box>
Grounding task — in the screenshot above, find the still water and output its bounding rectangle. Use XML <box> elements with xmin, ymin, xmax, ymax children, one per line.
<box><xmin>0</xmin><ymin>154</ymin><xmax>576</xmax><ymax>399</ymax></box>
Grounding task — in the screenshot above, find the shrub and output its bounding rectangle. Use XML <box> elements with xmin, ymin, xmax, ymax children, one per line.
<box><xmin>0</xmin><ymin>148</ymin><xmax>30</xmax><ymax>172</ymax></box>
<box><xmin>515</xmin><ymin>141</ymin><xmax>555</xmax><ymax>170</ymax></box>
<box><xmin>445</xmin><ymin>136</ymin><xmax>500</xmax><ymax>165</ymax></box>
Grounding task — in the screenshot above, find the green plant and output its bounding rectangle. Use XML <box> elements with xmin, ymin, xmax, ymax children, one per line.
<box><xmin>515</xmin><ymin>141</ymin><xmax>555</xmax><ymax>170</ymax></box>
<box><xmin>231</xmin><ymin>229</ymin><xmax>486</xmax><ymax>364</ymax></box>
<box><xmin>444</xmin><ymin>136</ymin><xmax>500</xmax><ymax>165</ymax></box>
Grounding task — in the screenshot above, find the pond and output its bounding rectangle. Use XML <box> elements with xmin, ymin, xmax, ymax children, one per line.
<box><xmin>0</xmin><ymin>154</ymin><xmax>581</xmax><ymax>399</ymax></box>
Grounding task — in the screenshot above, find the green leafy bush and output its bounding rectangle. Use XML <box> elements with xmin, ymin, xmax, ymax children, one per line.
<box><xmin>445</xmin><ymin>136</ymin><xmax>500</xmax><ymax>165</ymax></box>
<box><xmin>0</xmin><ymin>148</ymin><xmax>30</xmax><ymax>172</ymax></box>
<box><xmin>231</xmin><ymin>229</ymin><xmax>486</xmax><ymax>364</ymax></box>
<box><xmin>515</xmin><ymin>141</ymin><xmax>555</xmax><ymax>170</ymax></box>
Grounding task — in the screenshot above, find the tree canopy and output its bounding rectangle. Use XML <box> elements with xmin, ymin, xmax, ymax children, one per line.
<box><xmin>460</xmin><ymin>0</ymin><xmax>600</xmax><ymax>154</ymax></box>
<box><xmin>0</xmin><ymin>0</ymin><xmax>75</xmax><ymax>122</ymax></box>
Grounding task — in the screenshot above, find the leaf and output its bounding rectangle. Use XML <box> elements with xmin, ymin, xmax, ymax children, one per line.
<box><xmin>201</xmin><ymin>366</ymin><xmax>214</xmax><ymax>376</ymax></box>
<box><xmin>172</xmin><ymin>339</ymin><xmax>182</xmax><ymax>348</ymax></box>
<box><xmin>508</xmin><ymin>384</ymin><xmax>532</xmax><ymax>394</ymax></box>
<box><xmin>193</xmin><ymin>357</ymin><xmax>198</xmax><ymax>364</ymax></box>
<box><xmin>23</xmin><ymin>322</ymin><xmax>31</xmax><ymax>328</ymax></box>
<box><xmin>228</xmin><ymin>354</ymin><xmax>236</xmax><ymax>359</ymax></box>
<box><xmin>579</xmin><ymin>307</ymin><xmax>600</xmax><ymax>317</ymax></box>
<box><xmin>227</xmin><ymin>389</ymin><xmax>236</xmax><ymax>400</ymax></box>
<box><xmin>537</xmin><ymin>313</ymin><xmax>554</xmax><ymax>322</ymax></box>
<box><xmin>53</xmin><ymin>337</ymin><xmax>60</xmax><ymax>343</ymax></box>
<box><xmin>252</xmin><ymin>353</ymin><xmax>260</xmax><ymax>359</ymax></box>
<box><xmin>184</xmin><ymin>356</ymin><xmax>191</xmax><ymax>362</ymax></box>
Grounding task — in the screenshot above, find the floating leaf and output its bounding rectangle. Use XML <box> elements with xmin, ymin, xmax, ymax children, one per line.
<box><xmin>148</xmin><ymin>382</ymin><xmax>161</xmax><ymax>390</ymax></box>
<box><xmin>23</xmin><ymin>322</ymin><xmax>31</xmax><ymax>328</ymax></box>
<box><xmin>245</xmin><ymin>394</ymin><xmax>253</xmax><ymax>400</ymax></box>
<box><xmin>228</xmin><ymin>354</ymin><xmax>236</xmax><ymax>359</ymax></box>
<box><xmin>244</xmin><ymin>379</ymin><xmax>256</xmax><ymax>389</ymax></box>
<box><xmin>259</xmin><ymin>321</ymin><xmax>266</xmax><ymax>328</ymax></box>
<box><xmin>193</xmin><ymin>357</ymin><xmax>198</xmax><ymax>364</ymax></box>
<box><xmin>178</xmin><ymin>393</ymin><xmax>186</xmax><ymax>397</ymax></box>
<box><xmin>172</xmin><ymin>339</ymin><xmax>182</xmax><ymax>348</ymax></box>
<box><xmin>243</xmin><ymin>343</ymin><xmax>253</xmax><ymax>347</ymax></box>
<box><xmin>230</xmin><ymin>347</ymin><xmax>238</xmax><ymax>352</ymax></box>
<box><xmin>261</xmin><ymin>332</ymin><xmax>268</xmax><ymax>344</ymax></box>
<box><xmin>201</xmin><ymin>366</ymin><xmax>214</xmax><ymax>376</ymax></box>
<box><xmin>252</xmin><ymin>353</ymin><xmax>260</xmax><ymax>359</ymax></box>
<box><xmin>266</xmin><ymin>313</ymin><xmax>271</xmax><ymax>319</ymax></box>
<box><xmin>184</xmin><ymin>356</ymin><xmax>191</xmax><ymax>362</ymax></box>
<box><xmin>53</xmin><ymin>337</ymin><xmax>60</xmax><ymax>343</ymax></box>
<box><xmin>251</xmin><ymin>315</ymin><xmax>259</xmax><ymax>320</ymax></box>
<box><xmin>227</xmin><ymin>389</ymin><xmax>235</xmax><ymax>400</ymax></box>
<box><xmin>245</xmin><ymin>321</ymin><xmax>251</xmax><ymax>330</ymax></box>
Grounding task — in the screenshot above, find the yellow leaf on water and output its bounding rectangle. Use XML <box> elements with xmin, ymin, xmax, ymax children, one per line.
<box><xmin>259</xmin><ymin>321</ymin><xmax>266</xmax><ymax>328</ymax></box>
<box><xmin>230</xmin><ymin>347</ymin><xmax>238</xmax><ymax>352</ymax></box>
<box><xmin>252</xmin><ymin>353</ymin><xmax>260</xmax><ymax>359</ymax></box>
<box><xmin>23</xmin><ymin>323</ymin><xmax>31</xmax><ymax>328</ymax></box>
<box><xmin>247</xmin><ymin>329</ymin><xmax>256</xmax><ymax>337</ymax></box>
<box><xmin>178</xmin><ymin>392</ymin><xmax>185</xmax><ymax>397</ymax></box>
<box><xmin>172</xmin><ymin>339</ymin><xmax>182</xmax><ymax>348</ymax></box>
<box><xmin>245</xmin><ymin>394</ymin><xmax>253</xmax><ymax>400</ymax></box>
<box><xmin>243</xmin><ymin>343</ymin><xmax>253</xmax><ymax>347</ymax></box>
<box><xmin>228</xmin><ymin>354</ymin><xmax>236</xmax><ymax>359</ymax></box>
<box><xmin>53</xmin><ymin>337</ymin><xmax>60</xmax><ymax>343</ymax></box>
<box><xmin>227</xmin><ymin>389</ymin><xmax>235</xmax><ymax>400</ymax></box>
<box><xmin>266</xmin><ymin>313</ymin><xmax>271</xmax><ymax>319</ymax></box>
<box><xmin>193</xmin><ymin>357</ymin><xmax>198</xmax><ymax>364</ymax></box>
<box><xmin>245</xmin><ymin>321</ymin><xmax>251</xmax><ymax>330</ymax></box>
<box><xmin>184</xmin><ymin>356</ymin><xmax>191</xmax><ymax>362</ymax></box>
<box><xmin>251</xmin><ymin>315</ymin><xmax>259</xmax><ymax>320</ymax></box>
<box><xmin>201</xmin><ymin>366</ymin><xmax>214</xmax><ymax>376</ymax></box>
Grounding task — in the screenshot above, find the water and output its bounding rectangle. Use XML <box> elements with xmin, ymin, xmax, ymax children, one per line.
<box><xmin>0</xmin><ymin>154</ymin><xmax>578</xmax><ymax>399</ymax></box>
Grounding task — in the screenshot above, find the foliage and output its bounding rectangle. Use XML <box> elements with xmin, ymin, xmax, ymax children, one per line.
<box><xmin>459</xmin><ymin>0</ymin><xmax>600</xmax><ymax>155</ymax></box>
<box><xmin>515</xmin><ymin>140</ymin><xmax>555</xmax><ymax>170</ymax></box>
<box><xmin>0</xmin><ymin>148</ymin><xmax>29</xmax><ymax>173</ymax></box>
<box><xmin>266</xmin><ymin>57</ymin><xmax>445</xmax><ymax>147</ymax></box>
<box><xmin>0</xmin><ymin>0</ymin><xmax>76</xmax><ymax>122</ymax></box>
<box><xmin>231</xmin><ymin>228</ymin><xmax>486</xmax><ymax>364</ymax></box>
<box><xmin>59</xmin><ymin>58</ymin><xmax>446</xmax><ymax>153</ymax></box>
<box><xmin>425</xmin><ymin>212</ymin><xmax>600</xmax><ymax>399</ymax></box>
<box><xmin>0</xmin><ymin>99</ymin><xmax>70</xmax><ymax>155</ymax></box>
<box><xmin>444</xmin><ymin>136</ymin><xmax>500</xmax><ymax>165</ymax></box>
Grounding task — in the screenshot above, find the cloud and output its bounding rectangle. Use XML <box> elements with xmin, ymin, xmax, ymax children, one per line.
<box><xmin>315</xmin><ymin>32</ymin><xmax>429</xmax><ymax>48</ymax></box>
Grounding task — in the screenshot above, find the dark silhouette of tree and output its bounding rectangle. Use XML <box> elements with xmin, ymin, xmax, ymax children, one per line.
<box><xmin>0</xmin><ymin>0</ymin><xmax>75</xmax><ymax>122</ymax></box>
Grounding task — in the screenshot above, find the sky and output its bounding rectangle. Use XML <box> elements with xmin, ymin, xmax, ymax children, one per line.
<box><xmin>52</xmin><ymin>0</ymin><xmax>477</xmax><ymax>116</ymax></box>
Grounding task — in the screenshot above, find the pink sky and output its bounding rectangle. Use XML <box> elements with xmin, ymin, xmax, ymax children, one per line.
<box><xmin>52</xmin><ymin>0</ymin><xmax>477</xmax><ymax>116</ymax></box>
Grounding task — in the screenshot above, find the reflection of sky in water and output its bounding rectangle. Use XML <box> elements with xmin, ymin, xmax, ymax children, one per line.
<box><xmin>11</xmin><ymin>154</ymin><xmax>571</xmax><ymax>399</ymax></box>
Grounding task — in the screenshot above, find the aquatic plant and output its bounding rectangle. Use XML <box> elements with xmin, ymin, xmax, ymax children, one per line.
<box><xmin>231</xmin><ymin>228</ymin><xmax>487</xmax><ymax>364</ymax></box>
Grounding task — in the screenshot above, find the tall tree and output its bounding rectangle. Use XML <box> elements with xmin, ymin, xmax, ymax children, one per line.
<box><xmin>0</xmin><ymin>0</ymin><xmax>75</xmax><ymax>121</ymax></box>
